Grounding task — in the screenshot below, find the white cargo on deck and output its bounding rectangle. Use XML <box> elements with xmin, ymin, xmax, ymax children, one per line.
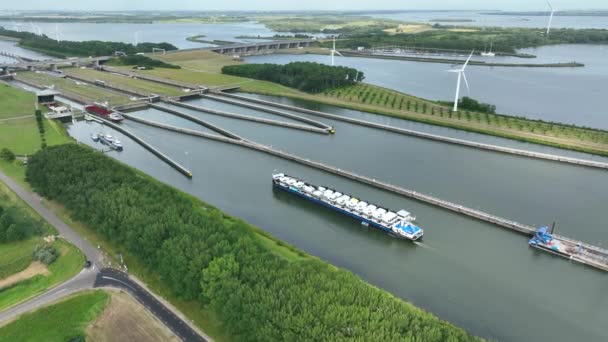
<box><xmin>364</xmin><ymin>205</ymin><xmax>377</xmax><ymax>216</ymax></box>
<box><xmin>382</xmin><ymin>212</ymin><xmax>398</xmax><ymax>224</ymax></box>
<box><xmin>346</xmin><ymin>198</ymin><xmax>359</xmax><ymax>208</ymax></box>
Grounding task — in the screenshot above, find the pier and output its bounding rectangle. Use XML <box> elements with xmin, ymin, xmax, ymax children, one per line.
<box><xmin>95</xmin><ymin>116</ymin><xmax>192</xmax><ymax>178</ymax></box>
<box><xmin>165</xmin><ymin>99</ymin><xmax>332</xmax><ymax>134</ymax></box>
<box><xmin>126</xmin><ymin>114</ymin><xmax>608</xmax><ymax>272</ymax></box>
<box><xmin>64</xmin><ymin>73</ymin><xmax>151</xmax><ymax>98</ymax></box>
<box><xmin>201</xmin><ymin>94</ymin><xmax>334</xmax><ymax>132</ymax></box>
<box><xmin>216</xmin><ymin>92</ymin><xmax>608</xmax><ymax>171</ymax></box>
<box><xmin>148</xmin><ymin>104</ymin><xmax>244</xmax><ymax>140</ymax></box>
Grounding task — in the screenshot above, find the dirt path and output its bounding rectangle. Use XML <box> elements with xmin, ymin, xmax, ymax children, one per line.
<box><xmin>0</xmin><ymin>262</ymin><xmax>49</xmax><ymax>290</ymax></box>
<box><xmin>86</xmin><ymin>290</ymin><xmax>180</xmax><ymax>342</ymax></box>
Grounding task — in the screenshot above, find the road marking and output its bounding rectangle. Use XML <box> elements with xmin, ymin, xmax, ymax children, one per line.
<box><xmin>101</xmin><ymin>276</ymin><xmax>137</xmax><ymax>291</ymax></box>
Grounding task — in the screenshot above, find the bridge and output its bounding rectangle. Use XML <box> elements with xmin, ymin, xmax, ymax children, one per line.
<box><xmin>0</xmin><ymin>38</ymin><xmax>313</xmax><ymax>73</ymax></box>
<box><xmin>0</xmin><ymin>54</ymin><xmax>111</xmax><ymax>74</ymax></box>
<box><xmin>0</xmin><ymin>51</ymin><xmax>38</xmax><ymax>63</ymax></box>
<box><xmin>202</xmin><ymin>39</ymin><xmax>313</xmax><ymax>55</ymax></box>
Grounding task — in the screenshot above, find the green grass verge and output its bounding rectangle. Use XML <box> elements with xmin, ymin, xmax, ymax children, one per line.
<box><xmin>0</xmin><ymin>290</ymin><xmax>109</xmax><ymax>342</ymax></box>
<box><xmin>0</xmin><ymin>84</ymin><xmax>35</xmax><ymax>120</ymax></box>
<box><xmin>0</xmin><ymin>117</ymin><xmax>72</xmax><ymax>155</ymax></box>
<box><xmin>0</xmin><ymin>238</ymin><xmax>38</xmax><ymax>280</ymax></box>
<box><xmin>66</xmin><ymin>68</ymin><xmax>184</xmax><ymax>96</ymax></box>
<box><xmin>16</xmin><ymin>72</ymin><xmax>130</xmax><ymax>106</ymax></box>
<box><xmin>0</xmin><ymin>239</ymin><xmax>85</xmax><ymax>311</ymax></box>
<box><xmin>0</xmin><ymin>161</ymin><xmax>28</xmax><ymax>189</ymax></box>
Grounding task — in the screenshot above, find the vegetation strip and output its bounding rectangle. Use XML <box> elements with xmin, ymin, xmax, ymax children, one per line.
<box><xmin>25</xmin><ymin>144</ymin><xmax>480</xmax><ymax>341</ymax></box>
<box><xmin>0</xmin><ymin>290</ymin><xmax>109</xmax><ymax>341</ymax></box>
<box><xmin>339</xmin><ymin>50</ymin><xmax>585</xmax><ymax>67</ymax></box>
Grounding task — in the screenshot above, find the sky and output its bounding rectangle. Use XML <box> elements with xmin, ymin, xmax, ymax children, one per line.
<box><xmin>3</xmin><ymin>0</ymin><xmax>608</xmax><ymax>12</ymax></box>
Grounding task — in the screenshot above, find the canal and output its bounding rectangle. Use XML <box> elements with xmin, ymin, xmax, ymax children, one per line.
<box><xmin>66</xmin><ymin>94</ymin><xmax>608</xmax><ymax>342</ymax></box>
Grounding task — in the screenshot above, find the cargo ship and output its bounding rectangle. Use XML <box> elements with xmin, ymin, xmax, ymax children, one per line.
<box><xmin>272</xmin><ymin>173</ymin><xmax>423</xmax><ymax>241</ymax></box>
<box><xmin>84</xmin><ymin>103</ymin><xmax>124</xmax><ymax>122</ymax></box>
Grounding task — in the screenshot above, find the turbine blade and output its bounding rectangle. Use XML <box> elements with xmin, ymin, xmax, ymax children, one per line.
<box><xmin>463</xmin><ymin>50</ymin><xmax>475</xmax><ymax>69</ymax></box>
<box><xmin>462</xmin><ymin>72</ymin><xmax>470</xmax><ymax>94</ymax></box>
<box><xmin>447</xmin><ymin>69</ymin><xmax>461</xmax><ymax>73</ymax></box>
<box><xmin>335</xmin><ymin>51</ymin><xmax>343</xmax><ymax>57</ymax></box>
<box><xmin>547</xmin><ymin>0</ymin><xmax>553</xmax><ymax>11</ymax></box>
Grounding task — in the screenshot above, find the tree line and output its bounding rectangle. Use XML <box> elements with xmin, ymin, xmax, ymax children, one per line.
<box><xmin>107</xmin><ymin>55</ymin><xmax>180</xmax><ymax>69</ymax></box>
<box><xmin>0</xmin><ymin>27</ymin><xmax>177</xmax><ymax>58</ymax></box>
<box><xmin>329</xmin><ymin>27</ymin><xmax>608</xmax><ymax>53</ymax></box>
<box><xmin>25</xmin><ymin>144</ymin><xmax>480</xmax><ymax>342</ymax></box>
<box><xmin>0</xmin><ymin>204</ymin><xmax>42</xmax><ymax>244</ymax></box>
<box><xmin>222</xmin><ymin>62</ymin><xmax>365</xmax><ymax>93</ymax></box>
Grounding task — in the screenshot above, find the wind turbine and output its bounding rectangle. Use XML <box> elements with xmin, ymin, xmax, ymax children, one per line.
<box><xmin>447</xmin><ymin>50</ymin><xmax>474</xmax><ymax>112</ymax></box>
<box><xmin>29</xmin><ymin>22</ymin><xmax>42</xmax><ymax>35</ymax></box>
<box><xmin>11</xmin><ymin>21</ymin><xmax>21</xmax><ymax>32</ymax></box>
<box><xmin>54</xmin><ymin>24</ymin><xmax>62</xmax><ymax>42</ymax></box>
<box><xmin>134</xmin><ymin>31</ymin><xmax>142</xmax><ymax>46</ymax></box>
<box><xmin>330</xmin><ymin>37</ymin><xmax>342</xmax><ymax>66</ymax></box>
<box><xmin>546</xmin><ymin>0</ymin><xmax>556</xmax><ymax>35</ymax></box>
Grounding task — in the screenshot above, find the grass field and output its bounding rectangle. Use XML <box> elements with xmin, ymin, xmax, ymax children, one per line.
<box><xmin>65</xmin><ymin>68</ymin><xmax>184</xmax><ymax>96</ymax></box>
<box><xmin>86</xmin><ymin>290</ymin><xmax>179</xmax><ymax>342</ymax></box>
<box><xmin>155</xmin><ymin>50</ymin><xmax>240</xmax><ymax>73</ymax></box>
<box><xmin>15</xmin><ymin>71</ymin><xmax>130</xmax><ymax>106</ymax></box>
<box><xmin>0</xmin><ymin>239</ymin><xmax>85</xmax><ymax>311</ymax></box>
<box><xmin>0</xmin><ymin>84</ymin><xmax>34</xmax><ymax>120</ymax></box>
<box><xmin>0</xmin><ymin>290</ymin><xmax>109</xmax><ymax>342</ymax></box>
<box><xmin>0</xmin><ymin>238</ymin><xmax>38</xmax><ymax>281</ymax></box>
<box><xmin>0</xmin><ymin>84</ymin><xmax>72</xmax><ymax>155</ymax></box>
<box><xmin>0</xmin><ymin>161</ymin><xmax>27</xmax><ymax>189</ymax></box>
<box><xmin>0</xmin><ymin>117</ymin><xmax>71</xmax><ymax>155</ymax></box>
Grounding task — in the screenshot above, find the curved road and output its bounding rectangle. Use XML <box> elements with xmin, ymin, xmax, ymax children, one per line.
<box><xmin>0</xmin><ymin>170</ymin><xmax>207</xmax><ymax>342</ymax></box>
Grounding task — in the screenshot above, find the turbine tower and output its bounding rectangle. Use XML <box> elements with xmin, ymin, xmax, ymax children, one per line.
<box><xmin>54</xmin><ymin>24</ymin><xmax>62</xmax><ymax>42</ymax></box>
<box><xmin>447</xmin><ymin>50</ymin><xmax>474</xmax><ymax>112</ymax></box>
<box><xmin>546</xmin><ymin>1</ymin><xmax>556</xmax><ymax>35</ymax></box>
<box><xmin>134</xmin><ymin>31</ymin><xmax>142</xmax><ymax>46</ymax></box>
<box><xmin>330</xmin><ymin>37</ymin><xmax>342</xmax><ymax>66</ymax></box>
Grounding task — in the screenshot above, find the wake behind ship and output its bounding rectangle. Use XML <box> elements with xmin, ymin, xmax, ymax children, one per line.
<box><xmin>272</xmin><ymin>173</ymin><xmax>423</xmax><ymax>241</ymax></box>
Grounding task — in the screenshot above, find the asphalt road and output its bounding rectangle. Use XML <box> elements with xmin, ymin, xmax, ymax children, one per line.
<box><xmin>95</xmin><ymin>269</ymin><xmax>206</xmax><ymax>342</ymax></box>
<box><xmin>0</xmin><ymin>170</ymin><xmax>208</xmax><ymax>341</ymax></box>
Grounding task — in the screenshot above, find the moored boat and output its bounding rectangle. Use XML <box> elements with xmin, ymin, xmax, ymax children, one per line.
<box><xmin>84</xmin><ymin>103</ymin><xmax>124</xmax><ymax>122</ymax></box>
